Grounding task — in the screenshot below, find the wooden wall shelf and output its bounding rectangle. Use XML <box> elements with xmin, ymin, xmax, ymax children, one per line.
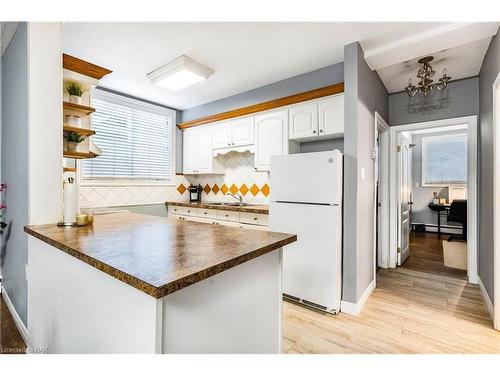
<box><xmin>63</xmin><ymin>102</ymin><xmax>96</xmax><ymax>116</ymax></box>
<box><xmin>63</xmin><ymin>151</ymin><xmax>97</xmax><ymax>159</ymax></box>
<box><xmin>63</xmin><ymin>125</ymin><xmax>95</xmax><ymax>136</ymax></box>
<box><xmin>178</xmin><ymin>82</ymin><xmax>344</xmax><ymax>129</ymax></box>
<box><xmin>63</xmin><ymin>54</ymin><xmax>112</xmax><ymax>80</ymax></box>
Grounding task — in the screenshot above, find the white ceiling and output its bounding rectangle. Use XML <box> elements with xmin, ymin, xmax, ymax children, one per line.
<box><xmin>63</xmin><ymin>22</ymin><xmax>499</xmax><ymax>109</ymax></box>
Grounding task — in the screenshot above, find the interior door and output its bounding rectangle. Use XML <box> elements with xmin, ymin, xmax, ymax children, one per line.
<box><xmin>397</xmin><ymin>133</ymin><xmax>412</xmax><ymax>266</ymax></box>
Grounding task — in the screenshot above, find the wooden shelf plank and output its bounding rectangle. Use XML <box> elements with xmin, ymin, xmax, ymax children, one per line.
<box><xmin>63</xmin><ymin>54</ymin><xmax>112</xmax><ymax>80</ymax></box>
<box><xmin>63</xmin><ymin>167</ymin><xmax>77</xmax><ymax>173</ymax></box>
<box><xmin>63</xmin><ymin>101</ymin><xmax>96</xmax><ymax>116</ymax></box>
<box><xmin>63</xmin><ymin>151</ymin><xmax>97</xmax><ymax>159</ymax></box>
<box><xmin>178</xmin><ymin>82</ymin><xmax>344</xmax><ymax>129</ymax></box>
<box><xmin>63</xmin><ymin>125</ymin><xmax>95</xmax><ymax>136</ymax></box>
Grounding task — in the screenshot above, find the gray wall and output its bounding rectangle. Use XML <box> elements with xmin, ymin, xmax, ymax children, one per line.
<box><xmin>297</xmin><ymin>138</ymin><xmax>344</xmax><ymax>153</ymax></box>
<box><xmin>181</xmin><ymin>63</ymin><xmax>344</xmax><ymax>122</ymax></box>
<box><xmin>478</xmin><ymin>34</ymin><xmax>500</xmax><ymax>304</ymax></box>
<box><xmin>343</xmin><ymin>42</ymin><xmax>388</xmax><ymax>303</ymax></box>
<box><xmin>389</xmin><ymin>77</ymin><xmax>479</xmax><ymax>126</ymax></box>
<box><xmin>1</xmin><ymin>23</ymin><xmax>29</xmax><ymax>325</ymax></box>
<box><xmin>411</xmin><ymin>130</ymin><xmax>467</xmax><ymax>226</ymax></box>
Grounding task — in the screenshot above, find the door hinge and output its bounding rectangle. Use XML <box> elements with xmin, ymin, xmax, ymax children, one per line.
<box><xmin>397</xmin><ymin>247</ymin><xmax>401</xmax><ymax>254</ymax></box>
<box><xmin>396</xmin><ymin>145</ymin><xmax>401</xmax><ymax>152</ymax></box>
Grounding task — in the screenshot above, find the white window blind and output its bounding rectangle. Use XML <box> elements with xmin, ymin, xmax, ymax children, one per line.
<box><xmin>422</xmin><ymin>133</ymin><xmax>467</xmax><ymax>185</ymax></box>
<box><xmin>82</xmin><ymin>90</ymin><xmax>175</xmax><ymax>184</ymax></box>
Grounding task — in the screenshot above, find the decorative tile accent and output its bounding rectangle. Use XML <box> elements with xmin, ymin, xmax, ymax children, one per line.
<box><xmin>230</xmin><ymin>184</ymin><xmax>239</xmax><ymax>195</ymax></box>
<box><xmin>240</xmin><ymin>184</ymin><xmax>249</xmax><ymax>196</ymax></box>
<box><xmin>177</xmin><ymin>183</ymin><xmax>187</xmax><ymax>194</ymax></box>
<box><xmin>212</xmin><ymin>184</ymin><xmax>220</xmax><ymax>194</ymax></box>
<box><xmin>221</xmin><ymin>184</ymin><xmax>229</xmax><ymax>195</ymax></box>
<box><xmin>203</xmin><ymin>184</ymin><xmax>211</xmax><ymax>194</ymax></box>
<box><xmin>261</xmin><ymin>183</ymin><xmax>270</xmax><ymax>197</ymax></box>
<box><xmin>250</xmin><ymin>184</ymin><xmax>260</xmax><ymax>197</ymax></box>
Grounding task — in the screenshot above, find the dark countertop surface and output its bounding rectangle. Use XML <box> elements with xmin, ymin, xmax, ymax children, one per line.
<box><xmin>166</xmin><ymin>201</ymin><xmax>269</xmax><ymax>214</ymax></box>
<box><xmin>24</xmin><ymin>213</ymin><xmax>295</xmax><ymax>299</ymax></box>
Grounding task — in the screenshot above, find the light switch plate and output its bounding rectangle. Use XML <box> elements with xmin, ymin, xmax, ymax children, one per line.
<box><xmin>361</xmin><ymin>168</ymin><xmax>366</xmax><ymax>181</ymax></box>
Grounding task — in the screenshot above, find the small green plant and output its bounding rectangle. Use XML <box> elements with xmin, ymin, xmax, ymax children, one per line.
<box><xmin>65</xmin><ymin>81</ymin><xmax>85</xmax><ymax>97</ymax></box>
<box><xmin>64</xmin><ymin>131</ymin><xmax>85</xmax><ymax>143</ymax></box>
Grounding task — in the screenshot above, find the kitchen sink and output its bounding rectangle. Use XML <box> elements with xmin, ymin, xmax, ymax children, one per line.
<box><xmin>209</xmin><ymin>202</ymin><xmax>251</xmax><ymax>207</ymax></box>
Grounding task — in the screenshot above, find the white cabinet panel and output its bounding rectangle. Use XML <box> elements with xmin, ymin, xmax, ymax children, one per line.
<box><xmin>318</xmin><ymin>94</ymin><xmax>344</xmax><ymax>137</ymax></box>
<box><xmin>212</xmin><ymin>121</ymin><xmax>232</xmax><ymax>149</ymax></box>
<box><xmin>255</xmin><ymin>110</ymin><xmax>288</xmax><ymax>171</ymax></box>
<box><xmin>182</xmin><ymin>129</ymin><xmax>197</xmax><ymax>174</ymax></box>
<box><xmin>289</xmin><ymin>102</ymin><xmax>318</xmax><ymax>140</ymax></box>
<box><xmin>196</xmin><ymin>126</ymin><xmax>213</xmax><ymax>174</ymax></box>
<box><xmin>231</xmin><ymin>117</ymin><xmax>255</xmax><ymax>147</ymax></box>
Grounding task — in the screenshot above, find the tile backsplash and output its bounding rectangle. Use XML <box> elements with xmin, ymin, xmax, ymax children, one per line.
<box><xmin>79</xmin><ymin>151</ymin><xmax>269</xmax><ymax>208</ymax></box>
<box><xmin>184</xmin><ymin>151</ymin><xmax>270</xmax><ymax>205</ymax></box>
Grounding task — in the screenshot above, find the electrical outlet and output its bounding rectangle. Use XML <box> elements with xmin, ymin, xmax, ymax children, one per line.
<box><xmin>25</xmin><ymin>264</ymin><xmax>28</xmax><ymax>282</ymax></box>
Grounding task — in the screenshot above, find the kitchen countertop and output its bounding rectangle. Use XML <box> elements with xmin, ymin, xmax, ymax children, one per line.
<box><xmin>24</xmin><ymin>213</ymin><xmax>295</xmax><ymax>299</ymax></box>
<box><xmin>165</xmin><ymin>201</ymin><xmax>269</xmax><ymax>214</ymax></box>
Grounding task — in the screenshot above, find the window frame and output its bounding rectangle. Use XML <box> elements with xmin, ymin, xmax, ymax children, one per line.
<box><xmin>78</xmin><ymin>89</ymin><xmax>176</xmax><ymax>187</ymax></box>
<box><xmin>421</xmin><ymin>132</ymin><xmax>467</xmax><ymax>187</ymax></box>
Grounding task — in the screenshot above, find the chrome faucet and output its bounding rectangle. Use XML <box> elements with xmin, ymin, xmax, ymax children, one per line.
<box><xmin>228</xmin><ymin>193</ymin><xmax>244</xmax><ymax>204</ymax></box>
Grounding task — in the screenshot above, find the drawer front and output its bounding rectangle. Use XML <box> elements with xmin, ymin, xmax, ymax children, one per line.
<box><xmin>240</xmin><ymin>212</ymin><xmax>269</xmax><ymax>226</ymax></box>
<box><xmin>216</xmin><ymin>210</ymin><xmax>240</xmax><ymax>222</ymax></box>
<box><xmin>197</xmin><ymin>208</ymin><xmax>218</xmax><ymax>220</ymax></box>
<box><xmin>170</xmin><ymin>205</ymin><xmax>198</xmax><ymax>217</ymax></box>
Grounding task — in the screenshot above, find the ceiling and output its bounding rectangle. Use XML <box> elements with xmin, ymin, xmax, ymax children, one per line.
<box><xmin>63</xmin><ymin>22</ymin><xmax>499</xmax><ymax>109</ymax></box>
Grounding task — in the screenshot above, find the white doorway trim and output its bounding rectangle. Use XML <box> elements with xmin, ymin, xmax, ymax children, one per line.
<box><xmin>493</xmin><ymin>72</ymin><xmax>500</xmax><ymax>330</ymax></box>
<box><xmin>388</xmin><ymin>115</ymin><xmax>478</xmax><ymax>284</ymax></box>
<box><xmin>374</xmin><ymin>112</ymin><xmax>390</xmax><ymax>275</ymax></box>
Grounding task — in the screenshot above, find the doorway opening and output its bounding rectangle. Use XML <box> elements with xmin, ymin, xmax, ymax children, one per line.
<box><xmin>384</xmin><ymin>116</ymin><xmax>478</xmax><ymax>284</ymax></box>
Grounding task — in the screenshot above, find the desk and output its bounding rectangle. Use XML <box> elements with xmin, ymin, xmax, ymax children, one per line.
<box><xmin>428</xmin><ymin>203</ymin><xmax>450</xmax><ymax>238</ymax></box>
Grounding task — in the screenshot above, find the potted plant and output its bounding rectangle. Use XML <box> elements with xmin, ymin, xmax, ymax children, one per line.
<box><xmin>64</xmin><ymin>131</ymin><xmax>85</xmax><ymax>152</ymax></box>
<box><xmin>65</xmin><ymin>81</ymin><xmax>85</xmax><ymax>105</ymax></box>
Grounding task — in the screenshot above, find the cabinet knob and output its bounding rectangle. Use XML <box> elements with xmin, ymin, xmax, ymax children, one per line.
<box><xmin>254</xmin><ymin>217</ymin><xmax>258</xmax><ymax>221</ymax></box>
<box><xmin>313</xmin><ymin>130</ymin><xmax>317</xmax><ymax>134</ymax></box>
<box><xmin>228</xmin><ymin>143</ymin><xmax>231</xmax><ymax>146</ymax></box>
<box><xmin>320</xmin><ymin>129</ymin><xmax>324</xmax><ymax>133</ymax></box>
<box><xmin>225</xmin><ymin>214</ymin><xmax>229</xmax><ymax>217</ymax></box>
<box><xmin>232</xmin><ymin>142</ymin><xmax>235</xmax><ymax>146</ymax></box>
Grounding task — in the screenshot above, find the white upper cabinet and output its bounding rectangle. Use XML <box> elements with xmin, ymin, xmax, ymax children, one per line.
<box><xmin>255</xmin><ymin>109</ymin><xmax>288</xmax><ymax>171</ymax></box>
<box><xmin>289</xmin><ymin>102</ymin><xmax>318</xmax><ymax>140</ymax></box>
<box><xmin>231</xmin><ymin>117</ymin><xmax>255</xmax><ymax>147</ymax></box>
<box><xmin>183</xmin><ymin>125</ymin><xmax>219</xmax><ymax>174</ymax></box>
<box><xmin>212</xmin><ymin>121</ymin><xmax>232</xmax><ymax>149</ymax></box>
<box><xmin>318</xmin><ymin>94</ymin><xmax>344</xmax><ymax>137</ymax></box>
<box><xmin>212</xmin><ymin>117</ymin><xmax>255</xmax><ymax>149</ymax></box>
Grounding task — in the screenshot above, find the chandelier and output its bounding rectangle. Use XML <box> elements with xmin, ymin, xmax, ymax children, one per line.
<box><xmin>405</xmin><ymin>56</ymin><xmax>451</xmax><ymax>97</ymax></box>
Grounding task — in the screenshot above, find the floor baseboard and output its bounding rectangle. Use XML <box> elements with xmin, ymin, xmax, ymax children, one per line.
<box><xmin>1</xmin><ymin>286</ymin><xmax>29</xmax><ymax>347</ymax></box>
<box><xmin>478</xmin><ymin>277</ymin><xmax>494</xmax><ymax>326</ymax></box>
<box><xmin>340</xmin><ymin>279</ymin><xmax>375</xmax><ymax>316</ymax></box>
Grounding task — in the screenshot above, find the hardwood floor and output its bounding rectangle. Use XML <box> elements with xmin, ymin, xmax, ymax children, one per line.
<box><xmin>402</xmin><ymin>232</ymin><xmax>468</xmax><ymax>279</ymax></box>
<box><xmin>0</xmin><ymin>294</ymin><xmax>26</xmax><ymax>354</ymax></box>
<box><xmin>283</xmin><ymin>267</ymin><xmax>500</xmax><ymax>354</ymax></box>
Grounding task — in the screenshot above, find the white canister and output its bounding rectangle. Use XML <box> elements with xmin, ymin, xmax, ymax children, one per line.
<box><xmin>65</xmin><ymin>115</ymin><xmax>82</xmax><ymax>127</ymax></box>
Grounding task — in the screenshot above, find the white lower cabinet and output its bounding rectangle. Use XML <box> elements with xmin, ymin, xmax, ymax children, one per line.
<box><xmin>168</xmin><ymin>205</ymin><xmax>268</xmax><ymax>230</ymax></box>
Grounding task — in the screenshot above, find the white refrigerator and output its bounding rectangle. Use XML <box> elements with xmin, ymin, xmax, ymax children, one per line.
<box><xmin>269</xmin><ymin>150</ymin><xmax>343</xmax><ymax>313</ymax></box>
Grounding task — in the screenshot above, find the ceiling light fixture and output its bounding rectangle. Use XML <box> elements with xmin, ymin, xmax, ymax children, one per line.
<box><xmin>147</xmin><ymin>55</ymin><xmax>214</xmax><ymax>91</ymax></box>
<box><xmin>405</xmin><ymin>56</ymin><xmax>451</xmax><ymax>97</ymax></box>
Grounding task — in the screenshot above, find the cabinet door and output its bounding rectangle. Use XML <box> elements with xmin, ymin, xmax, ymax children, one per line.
<box><xmin>231</xmin><ymin>116</ymin><xmax>255</xmax><ymax>147</ymax></box>
<box><xmin>318</xmin><ymin>94</ymin><xmax>344</xmax><ymax>137</ymax></box>
<box><xmin>182</xmin><ymin>129</ymin><xmax>198</xmax><ymax>174</ymax></box>
<box><xmin>255</xmin><ymin>110</ymin><xmax>288</xmax><ymax>171</ymax></box>
<box><xmin>288</xmin><ymin>101</ymin><xmax>318</xmax><ymax>140</ymax></box>
<box><xmin>196</xmin><ymin>125</ymin><xmax>213</xmax><ymax>174</ymax></box>
<box><xmin>212</xmin><ymin>121</ymin><xmax>232</xmax><ymax>149</ymax></box>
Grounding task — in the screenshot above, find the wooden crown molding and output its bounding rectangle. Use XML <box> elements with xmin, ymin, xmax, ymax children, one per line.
<box><xmin>63</xmin><ymin>53</ymin><xmax>112</xmax><ymax>80</ymax></box>
<box><xmin>178</xmin><ymin>82</ymin><xmax>344</xmax><ymax>129</ymax></box>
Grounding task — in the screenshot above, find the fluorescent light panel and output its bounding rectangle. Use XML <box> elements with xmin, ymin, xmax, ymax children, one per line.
<box><xmin>147</xmin><ymin>55</ymin><xmax>214</xmax><ymax>91</ymax></box>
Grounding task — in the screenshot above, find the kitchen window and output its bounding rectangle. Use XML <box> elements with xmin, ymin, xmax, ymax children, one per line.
<box><xmin>421</xmin><ymin>133</ymin><xmax>467</xmax><ymax>186</ymax></box>
<box><xmin>81</xmin><ymin>89</ymin><xmax>176</xmax><ymax>185</ymax></box>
